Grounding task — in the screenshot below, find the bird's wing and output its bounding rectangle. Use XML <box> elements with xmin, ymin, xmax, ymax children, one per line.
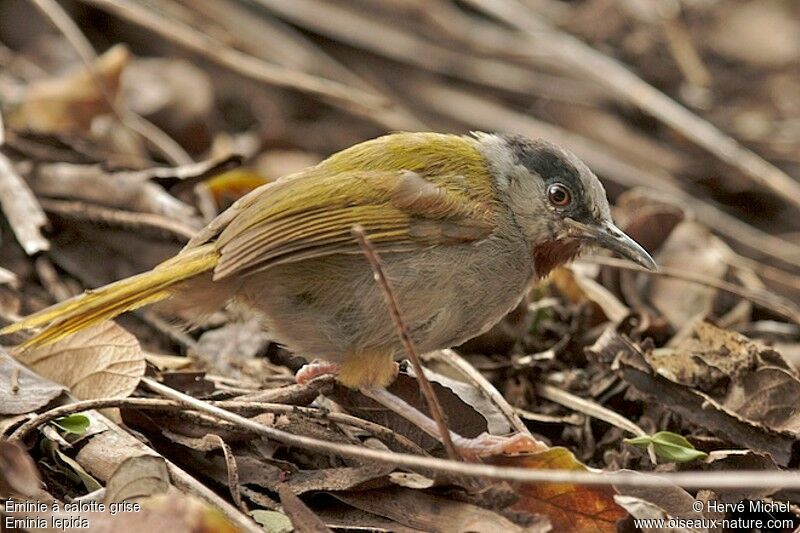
<box><xmin>209</xmin><ymin>169</ymin><xmax>497</xmax><ymax>280</ymax></box>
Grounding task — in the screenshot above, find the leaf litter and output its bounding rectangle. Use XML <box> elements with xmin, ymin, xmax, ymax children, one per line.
<box><xmin>1</xmin><ymin>1</ymin><xmax>800</xmax><ymax>531</ymax></box>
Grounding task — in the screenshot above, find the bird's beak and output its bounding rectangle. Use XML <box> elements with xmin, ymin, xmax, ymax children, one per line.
<box><xmin>567</xmin><ymin>219</ymin><xmax>657</xmax><ymax>270</ymax></box>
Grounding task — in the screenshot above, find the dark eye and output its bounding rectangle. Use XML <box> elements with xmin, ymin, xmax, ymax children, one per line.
<box><xmin>547</xmin><ymin>183</ymin><xmax>572</xmax><ymax>207</ymax></box>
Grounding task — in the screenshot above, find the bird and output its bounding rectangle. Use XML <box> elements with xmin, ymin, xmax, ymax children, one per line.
<box><xmin>2</xmin><ymin>131</ymin><xmax>655</xmax><ymax>456</ymax></box>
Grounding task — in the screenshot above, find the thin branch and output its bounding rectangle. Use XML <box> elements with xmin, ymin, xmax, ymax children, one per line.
<box><xmin>28</xmin><ymin>0</ymin><xmax>193</xmax><ymax>165</ymax></box>
<box><xmin>466</xmin><ymin>0</ymin><xmax>800</xmax><ymax>210</ymax></box>
<box><xmin>8</xmin><ymin>396</ymin><xmax>425</xmax><ymax>455</ymax></box>
<box><xmin>75</xmin><ymin>0</ymin><xmax>390</xmax><ymax>120</ymax></box>
<box><xmin>136</xmin><ymin>377</ymin><xmax>800</xmax><ymax>490</ymax></box>
<box><xmin>578</xmin><ymin>256</ymin><xmax>800</xmax><ymax>325</ymax></box>
<box><xmin>351</xmin><ymin>225</ymin><xmax>462</xmax><ymax>463</ymax></box>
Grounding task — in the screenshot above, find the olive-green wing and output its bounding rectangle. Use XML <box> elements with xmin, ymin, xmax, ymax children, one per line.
<box><xmin>209</xmin><ymin>169</ymin><xmax>497</xmax><ymax>280</ymax></box>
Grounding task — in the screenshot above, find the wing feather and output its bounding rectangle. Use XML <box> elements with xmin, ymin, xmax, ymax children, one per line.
<box><xmin>211</xmin><ymin>169</ymin><xmax>496</xmax><ymax>279</ymax></box>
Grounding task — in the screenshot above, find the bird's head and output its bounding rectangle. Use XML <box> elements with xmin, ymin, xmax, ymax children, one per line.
<box><xmin>476</xmin><ymin>133</ymin><xmax>656</xmax><ymax>277</ymax></box>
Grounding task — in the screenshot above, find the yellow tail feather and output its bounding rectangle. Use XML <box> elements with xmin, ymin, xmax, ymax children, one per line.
<box><xmin>1</xmin><ymin>244</ymin><xmax>219</xmax><ymax>348</ymax></box>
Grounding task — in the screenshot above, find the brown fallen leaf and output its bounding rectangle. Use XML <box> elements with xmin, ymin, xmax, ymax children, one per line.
<box><xmin>493</xmin><ymin>447</ymin><xmax>627</xmax><ymax>532</ymax></box>
<box><xmin>589</xmin><ymin>324</ymin><xmax>800</xmax><ymax>465</ymax></box>
<box><xmin>614</xmin><ymin>471</ymin><xmax>712</xmax><ymax>530</ymax></box>
<box><xmin>278</xmin><ymin>485</ymin><xmax>333</xmax><ymax>533</ymax></box>
<box><xmin>0</xmin><ymin>440</ymin><xmax>41</xmax><ymax>498</ymax></box>
<box><xmin>701</xmin><ymin>449</ymin><xmax>781</xmax><ymax>503</ymax></box>
<box><xmin>13</xmin><ymin>321</ymin><xmax>146</xmax><ymax>400</ymax></box>
<box><xmin>648</xmin><ymin>221</ymin><xmax>728</xmax><ymax>327</ymax></box>
<box><xmin>104</xmin><ymin>455</ymin><xmax>170</xmax><ymax>504</ymax></box>
<box><xmin>314</xmin><ymin>503</ymin><xmax>426</xmax><ymax>533</ymax></box>
<box><xmin>334</xmin><ymin>487</ymin><xmax>547</xmax><ymax>533</ymax></box>
<box><xmin>0</xmin><ymin>350</ymin><xmax>65</xmax><ymax>415</ymax></box>
<box><xmin>8</xmin><ymin>45</ymin><xmax>129</xmax><ymax>134</ymax></box>
<box><xmin>333</xmin><ymin>370</ymin><xmax>497</xmax><ymax>452</ymax></box>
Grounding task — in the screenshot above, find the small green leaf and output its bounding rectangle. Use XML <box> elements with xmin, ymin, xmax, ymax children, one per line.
<box><xmin>251</xmin><ymin>510</ymin><xmax>293</xmax><ymax>533</ymax></box>
<box><xmin>52</xmin><ymin>414</ymin><xmax>90</xmax><ymax>436</ymax></box>
<box><xmin>625</xmin><ymin>431</ymin><xmax>707</xmax><ymax>463</ymax></box>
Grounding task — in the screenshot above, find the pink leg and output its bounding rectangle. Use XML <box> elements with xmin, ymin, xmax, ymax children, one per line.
<box><xmin>361</xmin><ymin>387</ymin><xmax>546</xmax><ymax>460</ymax></box>
<box><xmin>296</xmin><ymin>361</ymin><xmax>340</xmax><ymax>385</ymax></box>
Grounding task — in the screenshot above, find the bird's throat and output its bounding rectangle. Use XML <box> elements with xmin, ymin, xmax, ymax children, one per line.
<box><xmin>532</xmin><ymin>238</ymin><xmax>582</xmax><ymax>279</ymax></box>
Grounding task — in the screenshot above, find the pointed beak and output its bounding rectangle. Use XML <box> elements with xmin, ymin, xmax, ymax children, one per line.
<box><xmin>567</xmin><ymin>219</ymin><xmax>657</xmax><ymax>271</ymax></box>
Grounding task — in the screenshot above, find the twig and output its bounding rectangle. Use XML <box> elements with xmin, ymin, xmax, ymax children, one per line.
<box><xmin>75</xmin><ymin>0</ymin><xmax>390</xmax><ymax>120</ymax></box>
<box><xmin>578</xmin><ymin>256</ymin><xmax>800</xmax><ymax>325</ymax></box>
<box><xmin>0</xmin><ymin>153</ymin><xmax>49</xmax><ymax>255</ymax></box>
<box><xmin>7</xmin><ymin>396</ymin><xmax>425</xmax><ymax>455</ymax></box>
<box><xmin>27</xmin><ymin>0</ymin><xmax>193</xmax><ymax>165</ymax></box>
<box><xmin>137</xmin><ymin>377</ymin><xmax>800</xmax><ymax>489</ymax></box>
<box><xmin>431</xmin><ymin>348</ymin><xmax>530</xmax><ymax>436</ymax></box>
<box><xmin>466</xmin><ymin>0</ymin><xmax>800</xmax><ymax>210</ymax></box>
<box><xmin>39</xmin><ymin>198</ymin><xmax>197</xmax><ymax>242</ymax></box>
<box><xmin>350</xmin><ymin>225</ymin><xmax>462</xmax><ymax>463</ymax></box>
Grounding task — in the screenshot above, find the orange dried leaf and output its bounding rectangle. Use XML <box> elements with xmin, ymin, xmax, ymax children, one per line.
<box><xmin>493</xmin><ymin>447</ymin><xmax>627</xmax><ymax>532</ymax></box>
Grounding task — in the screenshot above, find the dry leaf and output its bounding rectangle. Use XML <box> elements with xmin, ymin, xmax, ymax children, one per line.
<box><xmin>8</xmin><ymin>45</ymin><xmax>129</xmax><ymax>134</ymax></box>
<box><xmin>104</xmin><ymin>455</ymin><xmax>170</xmax><ymax>504</ymax></box>
<box><xmin>0</xmin><ymin>350</ymin><xmax>64</xmax><ymax>415</ymax></box>
<box><xmin>648</xmin><ymin>222</ymin><xmax>728</xmax><ymax>327</ymax></box>
<box><xmin>0</xmin><ymin>440</ymin><xmax>41</xmax><ymax>498</ymax></box>
<box><xmin>14</xmin><ymin>321</ymin><xmax>145</xmax><ymax>399</ymax></box>
<box><xmin>335</xmin><ymin>487</ymin><xmax>545</xmax><ymax>533</ymax></box>
<box><xmin>493</xmin><ymin>447</ymin><xmax>626</xmax><ymax>532</ymax></box>
<box><xmin>590</xmin><ymin>324</ymin><xmax>800</xmax><ymax>465</ymax></box>
<box><xmin>278</xmin><ymin>485</ymin><xmax>333</xmax><ymax>533</ymax></box>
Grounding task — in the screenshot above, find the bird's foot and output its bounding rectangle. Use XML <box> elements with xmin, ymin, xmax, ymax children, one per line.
<box><xmin>452</xmin><ymin>432</ymin><xmax>548</xmax><ymax>461</ymax></box>
<box><xmin>296</xmin><ymin>361</ymin><xmax>340</xmax><ymax>385</ymax></box>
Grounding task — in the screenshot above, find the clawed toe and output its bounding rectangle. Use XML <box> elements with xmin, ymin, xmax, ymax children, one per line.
<box><xmin>453</xmin><ymin>432</ymin><xmax>547</xmax><ymax>460</ymax></box>
<box><xmin>296</xmin><ymin>361</ymin><xmax>340</xmax><ymax>384</ymax></box>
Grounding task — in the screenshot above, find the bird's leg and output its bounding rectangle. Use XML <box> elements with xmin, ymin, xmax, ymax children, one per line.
<box><xmin>295</xmin><ymin>360</ymin><xmax>340</xmax><ymax>384</ymax></box>
<box><xmin>360</xmin><ymin>386</ymin><xmax>544</xmax><ymax>460</ymax></box>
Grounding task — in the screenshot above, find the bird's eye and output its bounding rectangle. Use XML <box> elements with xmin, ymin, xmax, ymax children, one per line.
<box><xmin>547</xmin><ymin>183</ymin><xmax>572</xmax><ymax>207</ymax></box>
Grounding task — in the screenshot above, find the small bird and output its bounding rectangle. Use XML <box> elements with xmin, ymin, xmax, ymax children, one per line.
<box><xmin>3</xmin><ymin>132</ymin><xmax>654</xmax><ymax>454</ymax></box>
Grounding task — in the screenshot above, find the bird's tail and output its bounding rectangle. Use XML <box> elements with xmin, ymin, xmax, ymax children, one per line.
<box><xmin>1</xmin><ymin>244</ymin><xmax>219</xmax><ymax>348</ymax></box>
